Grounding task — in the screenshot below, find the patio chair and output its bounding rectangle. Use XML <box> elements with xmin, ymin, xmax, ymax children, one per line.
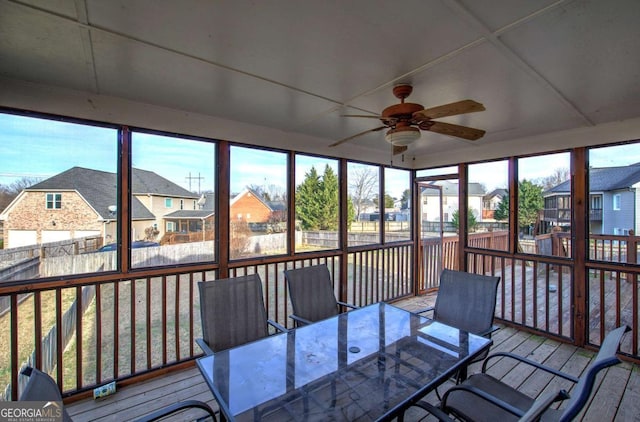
<box><xmin>417</xmin><ymin>269</ymin><xmax>501</xmax><ymax>381</ymax></box>
<box><xmin>421</xmin><ymin>325</ymin><xmax>630</xmax><ymax>422</ymax></box>
<box><xmin>196</xmin><ymin>273</ymin><xmax>287</xmax><ymax>355</ymax></box>
<box><xmin>415</xmin><ymin>389</ymin><xmax>569</xmax><ymax>422</ymax></box>
<box><xmin>19</xmin><ymin>367</ymin><xmax>217</xmax><ymax>422</ymax></box>
<box><xmin>284</xmin><ymin>264</ymin><xmax>358</xmax><ymax>326</ymax></box>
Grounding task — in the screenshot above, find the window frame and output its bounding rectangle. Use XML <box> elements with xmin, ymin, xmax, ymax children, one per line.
<box><xmin>613</xmin><ymin>194</ymin><xmax>621</xmax><ymax>210</ymax></box>
<box><xmin>45</xmin><ymin>193</ymin><xmax>62</xmax><ymax>210</ymax></box>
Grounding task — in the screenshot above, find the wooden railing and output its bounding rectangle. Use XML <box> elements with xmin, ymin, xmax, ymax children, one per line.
<box><xmin>3</xmin><ymin>229</ymin><xmax>639</xmax><ymax>401</ymax></box>
<box><xmin>417</xmin><ymin>230</ymin><xmax>639</xmax><ymax>360</ymax></box>
<box><xmin>467</xmin><ymin>251</ymin><xmax>574</xmax><ymax>340</ymax></box>
<box><xmin>0</xmin><ymin>242</ymin><xmax>413</xmax><ymax>400</ymax></box>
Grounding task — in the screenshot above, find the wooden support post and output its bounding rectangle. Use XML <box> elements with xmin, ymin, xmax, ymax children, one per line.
<box><xmin>572</xmin><ymin>148</ymin><xmax>587</xmax><ymax>347</ymax></box>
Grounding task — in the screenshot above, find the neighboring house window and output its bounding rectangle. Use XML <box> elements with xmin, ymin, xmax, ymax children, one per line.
<box><xmin>166</xmin><ymin>221</ymin><xmax>175</xmax><ymax>232</ymax></box>
<box><xmin>237</xmin><ymin>213</ymin><xmax>242</xmax><ymax>220</ymax></box>
<box><xmin>165</xmin><ymin>198</ymin><xmax>173</xmax><ymax>208</ymax></box>
<box><xmin>613</xmin><ymin>227</ymin><xmax>628</xmax><ymax>235</ymax></box>
<box><xmin>591</xmin><ymin>195</ymin><xmax>602</xmax><ymax>209</ymax></box>
<box><xmin>180</xmin><ymin>199</ymin><xmax>184</xmax><ymax>210</ymax></box>
<box><xmin>246</xmin><ymin>213</ymin><xmax>251</xmax><ymax>220</ymax></box>
<box><xmin>46</xmin><ymin>193</ymin><xmax>62</xmax><ymax>209</ymax></box>
<box><xmin>193</xmin><ymin>200</ymin><xmax>196</xmax><ymax>210</ymax></box>
<box><xmin>613</xmin><ymin>194</ymin><xmax>621</xmax><ymax>210</ymax></box>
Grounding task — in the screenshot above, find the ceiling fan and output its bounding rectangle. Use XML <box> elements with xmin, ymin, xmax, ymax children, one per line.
<box><xmin>330</xmin><ymin>84</ymin><xmax>486</xmax><ymax>155</ymax></box>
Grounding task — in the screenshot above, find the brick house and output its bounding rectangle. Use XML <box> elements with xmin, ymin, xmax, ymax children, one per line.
<box><xmin>230</xmin><ymin>188</ymin><xmax>286</xmax><ymax>230</ymax></box>
<box><xmin>0</xmin><ymin>167</ymin><xmax>199</xmax><ymax>248</ymax></box>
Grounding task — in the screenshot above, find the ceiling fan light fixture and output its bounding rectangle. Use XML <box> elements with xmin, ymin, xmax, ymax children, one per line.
<box><xmin>385</xmin><ymin>126</ymin><xmax>420</xmax><ymax>146</ymax></box>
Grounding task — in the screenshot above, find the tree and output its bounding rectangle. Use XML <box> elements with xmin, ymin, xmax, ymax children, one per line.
<box><xmin>295</xmin><ymin>166</ymin><xmax>322</xmax><ymax>230</ymax></box>
<box><xmin>518</xmin><ymin>179</ymin><xmax>544</xmax><ymax>230</ymax></box>
<box><xmin>318</xmin><ymin>165</ymin><xmax>339</xmax><ymax>230</ymax></box>
<box><xmin>535</xmin><ymin>167</ymin><xmax>570</xmax><ymax>190</ymax></box>
<box><xmin>295</xmin><ymin>165</ymin><xmax>343</xmax><ymax>231</ymax></box>
<box><xmin>373</xmin><ymin>193</ymin><xmax>394</xmax><ymax>209</ymax></box>
<box><xmin>0</xmin><ymin>176</ymin><xmax>41</xmax><ymax>212</ymax></box>
<box><xmin>494</xmin><ymin>193</ymin><xmax>509</xmax><ymax>221</ymax></box>
<box><xmin>451</xmin><ymin>208</ymin><xmax>478</xmax><ymax>232</ymax></box>
<box><xmin>348</xmin><ymin>166</ymin><xmax>377</xmax><ymax>219</ymax></box>
<box><xmin>400</xmin><ymin>189</ymin><xmax>411</xmax><ymax>210</ymax></box>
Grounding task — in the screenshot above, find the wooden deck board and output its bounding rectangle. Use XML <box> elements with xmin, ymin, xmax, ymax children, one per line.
<box><xmin>66</xmin><ymin>295</ymin><xmax>639</xmax><ymax>421</ymax></box>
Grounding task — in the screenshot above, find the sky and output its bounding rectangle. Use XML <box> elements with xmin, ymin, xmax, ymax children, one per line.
<box><xmin>2</xmin><ymin>112</ymin><xmax>640</xmax><ymax>197</ymax></box>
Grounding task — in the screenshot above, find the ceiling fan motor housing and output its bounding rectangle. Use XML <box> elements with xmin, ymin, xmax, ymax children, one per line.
<box><xmin>385</xmin><ymin>126</ymin><xmax>420</xmax><ymax>146</ymax></box>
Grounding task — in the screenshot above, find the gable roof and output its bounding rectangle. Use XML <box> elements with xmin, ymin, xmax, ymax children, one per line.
<box><xmin>484</xmin><ymin>188</ymin><xmax>508</xmax><ymax>200</ymax></box>
<box><xmin>546</xmin><ymin>163</ymin><xmax>640</xmax><ymax>194</ymax></box>
<box><xmin>230</xmin><ymin>188</ymin><xmax>274</xmax><ymax>211</ymax></box>
<box><xmin>25</xmin><ymin>167</ymin><xmax>197</xmax><ymax>220</ymax></box>
<box><xmin>131</xmin><ymin>168</ymin><xmax>199</xmax><ymax>198</ymax></box>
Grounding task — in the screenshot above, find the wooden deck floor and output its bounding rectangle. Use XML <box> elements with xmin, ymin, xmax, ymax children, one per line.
<box><xmin>66</xmin><ymin>295</ymin><xmax>640</xmax><ymax>421</ymax></box>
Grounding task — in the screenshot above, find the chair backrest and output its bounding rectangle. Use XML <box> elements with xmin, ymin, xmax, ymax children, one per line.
<box><xmin>20</xmin><ymin>367</ymin><xmax>73</xmax><ymax>422</ymax></box>
<box><xmin>284</xmin><ymin>264</ymin><xmax>339</xmax><ymax>323</ymax></box>
<box><xmin>433</xmin><ymin>269</ymin><xmax>500</xmax><ymax>335</ymax></box>
<box><xmin>558</xmin><ymin>325</ymin><xmax>629</xmax><ymax>422</ymax></box>
<box><xmin>198</xmin><ymin>274</ymin><xmax>269</xmax><ymax>353</ymax></box>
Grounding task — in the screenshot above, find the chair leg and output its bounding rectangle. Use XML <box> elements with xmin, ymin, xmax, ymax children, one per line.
<box><xmin>456</xmin><ymin>366</ymin><xmax>468</xmax><ymax>384</ymax></box>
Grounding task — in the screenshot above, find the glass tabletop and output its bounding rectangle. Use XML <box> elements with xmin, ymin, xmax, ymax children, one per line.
<box><xmin>197</xmin><ymin>302</ymin><xmax>492</xmax><ymax>421</ymax></box>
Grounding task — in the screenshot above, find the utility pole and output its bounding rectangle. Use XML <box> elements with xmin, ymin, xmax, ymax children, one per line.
<box><xmin>186</xmin><ymin>172</ymin><xmax>205</xmax><ymax>194</ymax></box>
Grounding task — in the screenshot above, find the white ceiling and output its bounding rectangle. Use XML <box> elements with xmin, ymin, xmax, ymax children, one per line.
<box><xmin>1</xmin><ymin>0</ymin><xmax>640</xmax><ymax>169</ymax></box>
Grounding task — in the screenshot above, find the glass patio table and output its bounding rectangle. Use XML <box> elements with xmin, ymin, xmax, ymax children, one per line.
<box><xmin>196</xmin><ymin>302</ymin><xmax>492</xmax><ymax>421</ymax></box>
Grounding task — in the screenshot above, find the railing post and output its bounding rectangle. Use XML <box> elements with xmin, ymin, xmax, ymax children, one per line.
<box><xmin>626</xmin><ymin>230</ymin><xmax>636</xmax><ymax>266</ymax></box>
<box><xmin>572</xmin><ymin>147</ymin><xmax>587</xmax><ymax>347</ymax></box>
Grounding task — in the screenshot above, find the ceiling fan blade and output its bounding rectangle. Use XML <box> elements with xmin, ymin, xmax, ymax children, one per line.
<box><xmin>414</xmin><ymin>100</ymin><xmax>485</xmax><ymax>121</ymax></box>
<box><xmin>393</xmin><ymin>145</ymin><xmax>408</xmax><ymax>155</ymax></box>
<box><xmin>329</xmin><ymin>126</ymin><xmax>387</xmax><ymax>147</ymax></box>
<box><xmin>422</xmin><ymin>121</ymin><xmax>486</xmax><ymax>141</ymax></box>
<box><xmin>341</xmin><ymin>114</ymin><xmax>383</xmax><ymax>118</ymax></box>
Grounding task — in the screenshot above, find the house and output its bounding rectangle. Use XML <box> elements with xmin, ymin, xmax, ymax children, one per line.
<box><xmin>482</xmin><ymin>188</ymin><xmax>508</xmax><ymax>221</ymax></box>
<box><xmin>1</xmin><ymin>0</ymin><xmax>640</xmax><ymax>414</ymax></box>
<box><xmin>0</xmin><ymin>167</ymin><xmax>200</xmax><ymax>248</ymax></box>
<box><xmin>543</xmin><ymin>163</ymin><xmax>640</xmax><ymax>235</ymax></box>
<box><xmin>229</xmin><ymin>188</ymin><xmax>286</xmax><ymax>231</ymax></box>
<box><xmin>420</xmin><ymin>181</ymin><xmax>485</xmax><ymax>223</ymax></box>
<box><xmin>162</xmin><ymin>192</ymin><xmax>215</xmax><ymax>243</ymax></box>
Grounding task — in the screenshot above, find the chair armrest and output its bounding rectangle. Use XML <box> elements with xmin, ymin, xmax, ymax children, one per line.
<box><xmin>289</xmin><ymin>314</ymin><xmax>313</xmax><ymax>326</ymax></box>
<box><xmin>134</xmin><ymin>399</ymin><xmax>217</xmax><ymax>422</ymax></box>
<box><xmin>518</xmin><ymin>390</ymin><xmax>569</xmax><ymax>422</ymax></box>
<box><xmin>442</xmin><ymin>384</ymin><xmax>526</xmax><ymax>418</ymax></box>
<box><xmin>337</xmin><ymin>301</ymin><xmax>359</xmax><ymax>310</ymax></box>
<box><xmin>481</xmin><ymin>352</ymin><xmax>579</xmax><ymax>383</ymax></box>
<box><xmin>409</xmin><ymin>400</ymin><xmax>455</xmax><ymax>421</ymax></box>
<box><xmin>478</xmin><ymin>324</ymin><xmax>500</xmax><ymax>337</ymax></box>
<box><xmin>267</xmin><ymin>319</ymin><xmax>289</xmax><ymax>333</ymax></box>
<box><xmin>414</xmin><ymin>306</ymin><xmax>435</xmax><ymax>315</ymax></box>
<box><xmin>196</xmin><ymin>338</ymin><xmax>214</xmax><ymax>356</ymax></box>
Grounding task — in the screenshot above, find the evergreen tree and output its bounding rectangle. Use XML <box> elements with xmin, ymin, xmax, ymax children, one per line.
<box><xmin>494</xmin><ymin>194</ymin><xmax>509</xmax><ymax>221</ymax></box>
<box><xmin>400</xmin><ymin>189</ymin><xmax>411</xmax><ymax>210</ymax></box>
<box><xmin>295</xmin><ymin>166</ymin><xmax>322</xmax><ymax>230</ymax></box>
<box><xmin>319</xmin><ymin>165</ymin><xmax>339</xmax><ymax>230</ymax></box>
<box><xmin>451</xmin><ymin>208</ymin><xmax>478</xmax><ymax>232</ymax></box>
<box><xmin>518</xmin><ymin>179</ymin><xmax>544</xmax><ymax>229</ymax></box>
